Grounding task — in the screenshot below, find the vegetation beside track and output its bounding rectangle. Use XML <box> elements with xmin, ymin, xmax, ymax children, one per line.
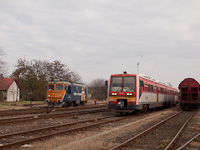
<box><xmin>0</xmin><ymin>101</ymin><xmax>44</xmax><ymax>107</ymax></box>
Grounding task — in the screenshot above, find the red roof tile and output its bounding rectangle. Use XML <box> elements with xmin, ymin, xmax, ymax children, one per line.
<box><xmin>0</xmin><ymin>78</ymin><xmax>17</xmax><ymax>90</ymax></box>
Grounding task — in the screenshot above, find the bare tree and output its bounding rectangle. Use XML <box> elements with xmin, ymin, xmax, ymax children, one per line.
<box><xmin>69</xmin><ymin>71</ymin><xmax>82</xmax><ymax>83</ymax></box>
<box><xmin>11</xmin><ymin>58</ymin><xmax>40</xmax><ymax>101</ymax></box>
<box><xmin>0</xmin><ymin>47</ymin><xmax>6</xmax><ymax>77</ymax></box>
<box><xmin>47</xmin><ymin>60</ymin><xmax>70</xmax><ymax>81</ymax></box>
<box><xmin>12</xmin><ymin>58</ymin><xmax>82</xmax><ymax>101</ymax></box>
<box><xmin>0</xmin><ymin>47</ymin><xmax>6</xmax><ymax>101</ymax></box>
<box><xmin>88</xmin><ymin>78</ymin><xmax>107</xmax><ymax>100</ymax></box>
<box><xmin>46</xmin><ymin>60</ymin><xmax>82</xmax><ymax>82</ymax></box>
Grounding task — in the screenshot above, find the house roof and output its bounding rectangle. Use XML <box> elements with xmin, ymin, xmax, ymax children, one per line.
<box><xmin>0</xmin><ymin>78</ymin><xmax>19</xmax><ymax>91</ymax></box>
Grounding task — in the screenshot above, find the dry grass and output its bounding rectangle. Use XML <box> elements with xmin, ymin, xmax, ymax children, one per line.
<box><xmin>24</xmin><ymin>108</ymin><xmax>177</xmax><ymax>150</ymax></box>
<box><xmin>28</xmin><ymin>132</ymin><xmax>111</xmax><ymax>150</ymax></box>
<box><xmin>27</xmin><ymin>114</ymin><xmax>154</xmax><ymax>150</ymax></box>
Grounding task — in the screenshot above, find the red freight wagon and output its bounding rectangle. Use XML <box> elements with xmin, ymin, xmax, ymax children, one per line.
<box><xmin>178</xmin><ymin>78</ymin><xmax>200</xmax><ymax>110</ymax></box>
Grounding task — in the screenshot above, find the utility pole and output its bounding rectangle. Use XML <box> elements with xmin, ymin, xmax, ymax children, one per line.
<box><xmin>137</xmin><ymin>62</ymin><xmax>140</xmax><ymax>75</ymax></box>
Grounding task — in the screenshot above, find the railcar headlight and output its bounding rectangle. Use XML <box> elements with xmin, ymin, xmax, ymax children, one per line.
<box><xmin>48</xmin><ymin>95</ymin><xmax>50</xmax><ymax>97</ymax></box>
<box><xmin>112</xmin><ymin>93</ymin><xmax>117</xmax><ymax>95</ymax></box>
<box><xmin>127</xmin><ymin>93</ymin><xmax>133</xmax><ymax>95</ymax></box>
<box><xmin>59</xmin><ymin>95</ymin><xmax>61</xmax><ymax>97</ymax></box>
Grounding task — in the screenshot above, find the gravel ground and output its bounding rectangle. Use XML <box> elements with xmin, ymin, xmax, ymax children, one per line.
<box><xmin>12</xmin><ymin>107</ymin><xmax>181</xmax><ymax>150</ymax></box>
<box><xmin>0</xmin><ymin>110</ymin><xmax>115</xmax><ymax>135</ymax></box>
<box><xmin>172</xmin><ymin>109</ymin><xmax>200</xmax><ymax>150</ymax></box>
<box><xmin>124</xmin><ymin>110</ymin><xmax>196</xmax><ymax>150</ymax></box>
<box><xmin>2</xmin><ymin>106</ymin><xmax>198</xmax><ymax>150</ymax></box>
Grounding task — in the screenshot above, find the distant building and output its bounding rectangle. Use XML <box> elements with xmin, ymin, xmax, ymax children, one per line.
<box><xmin>0</xmin><ymin>78</ymin><xmax>20</xmax><ymax>101</ymax></box>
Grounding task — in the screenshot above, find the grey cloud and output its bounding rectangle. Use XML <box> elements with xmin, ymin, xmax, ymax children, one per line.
<box><xmin>1</xmin><ymin>0</ymin><xmax>200</xmax><ymax>87</ymax></box>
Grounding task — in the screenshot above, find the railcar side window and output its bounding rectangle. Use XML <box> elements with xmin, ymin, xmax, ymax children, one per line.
<box><xmin>153</xmin><ymin>86</ymin><xmax>157</xmax><ymax>93</ymax></box>
<box><xmin>48</xmin><ymin>85</ymin><xmax>54</xmax><ymax>90</ymax></box>
<box><xmin>56</xmin><ymin>85</ymin><xmax>63</xmax><ymax>90</ymax></box>
<box><xmin>145</xmin><ymin>84</ymin><xmax>148</xmax><ymax>91</ymax></box>
<box><xmin>150</xmin><ymin>85</ymin><xmax>153</xmax><ymax>92</ymax></box>
<box><xmin>72</xmin><ymin>86</ymin><xmax>76</xmax><ymax>91</ymax></box>
<box><xmin>160</xmin><ymin>88</ymin><xmax>164</xmax><ymax>93</ymax></box>
<box><xmin>158</xmin><ymin>87</ymin><xmax>161</xmax><ymax>93</ymax></box>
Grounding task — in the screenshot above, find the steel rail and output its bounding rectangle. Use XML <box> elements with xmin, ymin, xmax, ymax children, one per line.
<box><xmin>164</xmin><ymin>111</ymin><xmax>196</xmax><ymax>150</ymax></box>
<box><xmin>109</xmin><ymin>111</ymin><xmax>183</xmax><ymax>150</ymax></box>
<box><xmin>0</xmin><ymin>108</ymin><xmax>109</xmax><ymax>125</ymax></box>
<box><xmin>0</xmin><ymin>105</ymin><xmax>107</xmax><ymax>117</ymax></box>
<box><xmin>0</xmin><ymin>114</ymin><xmax>134</xmax><ymax>149</ymax></box>
<box><xmin>0</xmin><ymin>115</ymin><xmax>117</xmax><ymax>139</ymax></box>
<box><xmin>176</xmin><ymin>132</ymin><xmax>200</xmax><ymax>150</ymax></box>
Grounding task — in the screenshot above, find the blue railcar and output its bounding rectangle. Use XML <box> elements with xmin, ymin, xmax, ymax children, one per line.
<box><xmin>45</xmin><ymin>79</ymin><xmax>88</xmax><ymax>107</ymax></box>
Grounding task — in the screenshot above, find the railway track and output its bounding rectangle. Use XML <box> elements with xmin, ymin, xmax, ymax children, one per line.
<box><xmin>164</xmin><ymin>111</ymin><xmax>196</xmax><ymax>150</ymax></box>
<box><xmin>177</xmin><ymin>132</ymin><xmax>200</xmax><ymax>150</ymax></box>
<box><xmin>0</xmin><ymin>104</ymin><xmax>107</xmax><ymax>117</ymax></box>
<box><xmin>109</xmin><ymin>110</ymin><xmax>197</xmax><ymax>150</ymax></box>
<box><xmin>0</xmin><ymin>113</ymin><xmax>135</xmax><ymax>149</ymax></box>
<box><xmin>0</xmin><ymin>107</ymin><xmax>109</xmax><ymax>125</ymax></box>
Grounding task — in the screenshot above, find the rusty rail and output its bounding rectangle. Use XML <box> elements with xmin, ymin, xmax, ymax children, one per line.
<box><xmin>0</xmin><ymin>115</ymin><xmax>116</xmax><ymax>139</ymax></box>
<box><xmin>109</xmin><ymin>111</ymin><xmax>183</xmax><ymax>150</ymax></box>
<box><xmin>0</xmin><ymin>114</ymin><xmax>134</xmax><ymax>149</ymax></box>
<box><xmin>0</xmin><ymin>105</ymin><xmax>107</xmax><ymax>117</ymax></box>
<box><xmin>164</xmin><ymin>111</ymin><xmax>196</xmax><ymax>150</ymax></box>
<box><xmin>0</xmin><ymin>108</ymin><xmax>109</xmax><ymax>125</ymax></box>
<box><xmin>176</xmin><ymin>132</ymin><xmax>200</xmax><ymax>150</ymax></box>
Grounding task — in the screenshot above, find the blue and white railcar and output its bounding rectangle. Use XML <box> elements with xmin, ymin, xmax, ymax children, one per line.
<box><xmin>45</xmin><ymin>79</ymin><xmax>88</xmax><ymax>107</ymax></box>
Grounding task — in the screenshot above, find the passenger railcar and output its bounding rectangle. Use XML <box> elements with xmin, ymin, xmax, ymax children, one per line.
<box><xmin>108</xmin><ymin>72</ymin><xmax>178</xmax><ymax>112</ymax></box>
<box><xmin>178</xmin><ymin>78</ymin><xmax>200</xmax><ymax>110</ymax></box>
<box><xmin>45</xmin><ymin>79</ymin><xmax>88</xmax><ymax>107</ymax></box>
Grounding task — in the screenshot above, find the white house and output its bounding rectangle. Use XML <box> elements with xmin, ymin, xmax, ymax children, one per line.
<box><xmin>0</xmin><ymin>78</ymin><xmax>20</xmax><ymax>101</ymax></box>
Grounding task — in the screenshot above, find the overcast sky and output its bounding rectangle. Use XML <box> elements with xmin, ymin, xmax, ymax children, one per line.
<box><xmin>1</xmin><ymin>0</ymin><xmax>200</xmax><ymax>88</ymax></box>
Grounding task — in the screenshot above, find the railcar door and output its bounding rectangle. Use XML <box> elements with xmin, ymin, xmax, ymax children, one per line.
<box><xmin>81</xmin><ymin>86</ymin><xmax>85</xmax><ymax>101</ymax></box>
<box><xmin>139</xmin><ymin>80</ymin><xmax>144</xmax><ymax>97</ymax></box>
<box><xmin>172</xmin><ymin>91</ymin><xmax>175</xmax><ymax>105</ymax></box>
<box><xmin>68</xmin><ymin>85</ymin><xmax>71</xmax><ymax>94</ymax></box>
<box><xmin>156</xmin><ymin>86</ymin><xmax>159</xmax><ymax>107</ymax></box>
<box><xmin>85</xmin><ymin>87</ymin><xmax>88</xmax><ymax>101</ymax></box>
<box><xmin>67</xmin><ymin>85</ymin><xmax>72</xmax><ymax>101</ymax></box>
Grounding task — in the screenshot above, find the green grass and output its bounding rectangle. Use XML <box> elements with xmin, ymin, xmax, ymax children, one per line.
<box><xmin>159</xmin><ymin>140</ymin><xmax>168</xmax><ymax>150</ymax></box>
<box><xmin>0</xmin><ymin>101</ymin><xmax>44</xmax><ymax>107</ymax></box>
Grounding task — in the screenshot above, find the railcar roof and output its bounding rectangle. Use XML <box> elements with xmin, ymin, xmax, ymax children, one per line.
<box><xmin>110</xmin><ymin>73</ymin><xmax>177</xmax><ymax>90</ymax></box>
<box><xmin>48</xmin><ymin>81</ymin><xmax>85</xmax><ymax>86</ymax></box>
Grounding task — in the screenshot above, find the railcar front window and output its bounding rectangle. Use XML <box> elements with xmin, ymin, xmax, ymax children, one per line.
<box><xmin>56</xmin><ymin>85</ymin><xmax>63</xmax><ymax>90</ymax></box>
<box><xmin>110</xmin><ymin>77</ymin><xmax>123</xmax><ymax>91</ymax></box>
<box><xmin>48</xmin><ymin>85</ymin><xmax>54</xmax><ymax>90</ymax></box>
<box><xmin>123</xmin><ymin>76</ymin><xmax>136</xmax><ymax>92</ymax></box>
